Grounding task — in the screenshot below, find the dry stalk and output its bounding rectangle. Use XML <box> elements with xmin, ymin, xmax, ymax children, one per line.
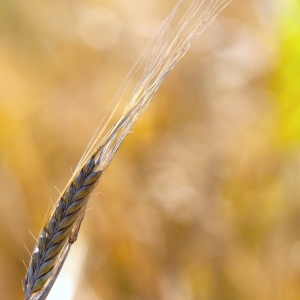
<box><xmin>23</xmin><ymin>0</ymin><xmax>232</xmax><ymax>299</ymax></box>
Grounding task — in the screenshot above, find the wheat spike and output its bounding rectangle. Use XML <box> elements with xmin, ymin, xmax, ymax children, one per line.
<box><xmin>23</xmin><ymin>0</ymin><xmax>232</xmax><ymax>299</ymax></box>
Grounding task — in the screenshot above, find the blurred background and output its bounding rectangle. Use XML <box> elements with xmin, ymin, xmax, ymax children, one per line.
<box><xmin>0</xmin><ymin>0</ymin><xmax>299</xmax><ymax>299</ymax></box>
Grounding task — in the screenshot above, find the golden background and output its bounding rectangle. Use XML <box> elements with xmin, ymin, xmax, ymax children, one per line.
<box><xmin>0</xmin><ymin>0</ymin><xmax>300</xmax><ymax>299</ymax></box>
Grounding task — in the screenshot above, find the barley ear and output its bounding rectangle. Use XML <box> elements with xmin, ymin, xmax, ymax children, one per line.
<box><xmin>23</xmin><ymin>156</ymin><xmax>103</xmax><ymax>298</ymax></box>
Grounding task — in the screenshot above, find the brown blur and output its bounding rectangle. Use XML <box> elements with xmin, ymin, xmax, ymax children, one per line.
<box><xmin>1</xmin><ymin>0</ymin><xmax>299</xmax><ymax>299</ymax></box>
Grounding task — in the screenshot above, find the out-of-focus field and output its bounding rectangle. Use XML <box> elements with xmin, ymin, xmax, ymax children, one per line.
<box><xmin>1</xmin><ymin>0</ymin><xmax>300</xmax><ymax>299</ymax></box>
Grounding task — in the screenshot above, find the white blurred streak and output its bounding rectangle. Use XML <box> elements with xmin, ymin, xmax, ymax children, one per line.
<box><xmin>47</xmin><ymin>238</ymin><xmax>88</xmax><ymax>300</ymax></box>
